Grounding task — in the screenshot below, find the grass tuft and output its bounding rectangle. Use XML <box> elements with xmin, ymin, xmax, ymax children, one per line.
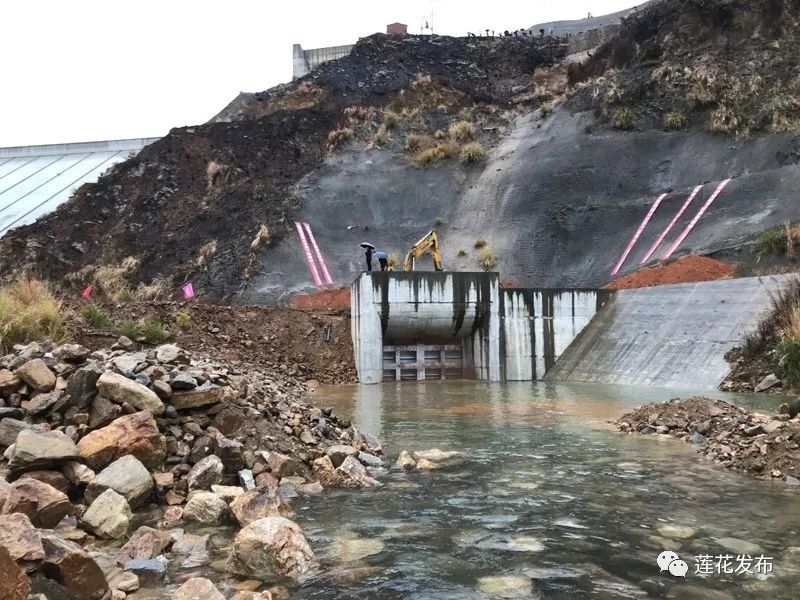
<box><xmin>459</xmin><ymin>142</ymin><xmax>486</xmax><ymax>164</ymax></box>
<box><xmin>0</xmin><ymin>280</ymin><xmax>63</xmax><ymax>350</ymax></box>
<box><xmin>115</xmin><ymin>320</ymin><xmax>142</xmax><ymax>341</ymax></box>
<box><xmin>612</xmin><ymin>107</ymin><xmax>636</xmax><ymax>130</ymax></box>
<box><xmin>140</xmin><ymin>317</ymin><xmax>168</xmax><ymax>343</ymax></box>
<box><xmin>448</xmin><ymin>121</ymin><xmax>475</xmax><ymax>142</ymax></box>
<box><xmin>478</xmin><ymin>248</ymin><xmax>497</xmax><ymax>272</ymax></box>
<box><xmin>175</xmin><ymin>310</ymin><xmax>192</xmax><ymax>330</ymax></box>
<box><xmin>82</xmin><ymin>304</ymin><xmax>113</xmax><ymax>329</ymax></box>
<box><xmin>474</xmin><ymin>237</ymin><xmax>488</xmax><ymax>249</ymax></box>
<box><xmin>665</xmin><ymin>111</ymin><xmax>687</xmax><ymax>130</ymax></box>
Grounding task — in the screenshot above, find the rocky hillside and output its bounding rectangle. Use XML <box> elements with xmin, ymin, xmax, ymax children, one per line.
<box><xmin>2</xmin><ymin>1</ymin><xmax>800</xmax><ymax>304</ymax></box>
<box><xmin>0</xmin><ymin>35</ymin><xmax>563</xmax><ymax>301</ymax></box>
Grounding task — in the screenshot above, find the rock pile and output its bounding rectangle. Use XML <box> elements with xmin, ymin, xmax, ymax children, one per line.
<box><xmin>616</xmin><ymin>396</ymin><xmax>800</xmax><ymax>483</ymax></box>
<box><xmin>0</xmin><ymin>339</ymin><xmax>386</xmax><ymax>598</ymax></box>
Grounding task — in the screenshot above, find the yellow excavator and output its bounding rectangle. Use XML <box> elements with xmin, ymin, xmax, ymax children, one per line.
<box><xmin>402</xmin><ymin>230</ymin><xmax>444</xmax><ymax>271</ymax></box>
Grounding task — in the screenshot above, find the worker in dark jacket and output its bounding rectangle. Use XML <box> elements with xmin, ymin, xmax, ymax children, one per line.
<box><xmin>374</xmin><ymin>250</ymin><xmax>389</xmax><ymax>271</ymax></box>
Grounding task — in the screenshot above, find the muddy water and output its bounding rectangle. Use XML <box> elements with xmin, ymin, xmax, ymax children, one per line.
<box><xmin>293</xmin><ymin>382</ymin><xmax>800</xmax><ymax>599</ymax></box>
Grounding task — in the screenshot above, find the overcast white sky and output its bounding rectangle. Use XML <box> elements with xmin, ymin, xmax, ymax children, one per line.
<box><xmin>1</xmin><ymin>0</ymin><xmax>637</xmax><ymax>147</ymax></box>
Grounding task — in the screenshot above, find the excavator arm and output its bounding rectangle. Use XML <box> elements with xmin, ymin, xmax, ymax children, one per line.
<box><xmin>402</xmin><ymin>230</ymin><xmax>444</xmax><ymax>271</ymax></box>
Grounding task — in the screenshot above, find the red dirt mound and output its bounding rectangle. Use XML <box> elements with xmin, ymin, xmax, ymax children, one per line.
<box><xmin>605</xmin><ymin>256</ymin><xmax>737</xmax><ymax>290</ymax></box>
<box><xmin>291</xmin><ymin>288</ymin><xmax>351</xmax><ymax>310</ymax></box>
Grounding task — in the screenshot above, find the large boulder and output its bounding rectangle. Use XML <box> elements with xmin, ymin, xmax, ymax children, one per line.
<box><xmin>115</xmin><ymin>526</ymin><xmax>173</xmax><ymax>566</ymax></box>
<box><xmin>187</xmin><ymin>455</ymin><xmax>224</xmax><ymax>491</ymax></box>
<box><xmin>8</xmin><ymin>430</ymin><xmax>79</xmax><ymax>472</ymax></box>
<box><xmin>40</xmin><ymin>532</ymin><xmax>108</xmax><ymax>600</ymax></box>
<box><xmin>0</xmin><ymin>419</ymin><xmax>42</xmax><ymax>448</ymax></box>
<box><xmin>82</xmin><ymin>489</ymin><xmax>132</xmax><ymax>539</ymax></box>
<box><xmin>183</xmin><ymin>491</ymin><xmax>229</xmax><ymax>524</ymax></box>
<box><xmin>175</xmin><ymin>577</ymin><xmax>225</xmax><ymax>600</ymax></box>
<box><xmin>96</xmin><ymin>372</ymin><xmax>164</xmax><ymax>415</ymax></box>
<box><xmin>85</xmin><ymin>455</ymin><xmax>153</xmax><ymax>508</ymax></box>
<box><xmin>65</xmin><ymin>363</ymin><xmax>104</xmax><ymax>409</ymax></box>
<box><xmin>228</xmin><ymin>516</ymin><xmax>314</xmax><ymax>582</ymax></box>
<box><xmin>0</xmin><ymin>545</ymin><xmax>30</xmax><ymax>600</ymax></box>
<box><xmin>0</xmin><ymin>512</ymin><xmax>44</xmax><ymax>561</ymax></box>
<box><xmin>0</xmin><ymin>478</ymin><xmax>73</xmax><ymax>528</ymax></box>
<box><xmin>77</xmin><ymin>411</ymin><xmax>166</xmax><ymax>470</ymax></box>
<box><xmin>230</xmin><ymin>487</ymin><xmax>291</xmax><ymax>527</ymax></box>
<box><xmin>15</xmin><ymin>359</ymin><xmax>56</xmax><ymax>392</ymax></box>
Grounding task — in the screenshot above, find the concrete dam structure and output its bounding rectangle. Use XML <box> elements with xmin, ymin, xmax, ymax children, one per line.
<box><xmin>350</xmin><ymin>272</ymin><xmax>610</xmax><ymax>384</ymax></box>
<box><xmin>547</xmin><ymin>274</ymin><xmax>795</xmax><ymax>390</ymax></box>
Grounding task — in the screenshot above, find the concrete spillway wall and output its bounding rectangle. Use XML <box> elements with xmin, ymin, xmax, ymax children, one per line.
<box><xmin>502</xmin><ymin>289</ymin><xmax>612</xmax><ymax>381</ymax></box>
<box><xmin>546</xmin><ymin>275</ymin><xmax>796</xmax><ymax>390</ymax></box>
<box><xmin>351</xmin><ymin>272</ymin><xmax>608</xmax><ymax>384</ymax></box>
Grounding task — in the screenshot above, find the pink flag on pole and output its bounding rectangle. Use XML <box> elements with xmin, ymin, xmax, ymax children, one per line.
<box><xmin>81</xmin><ymin>284</ymin><xmax>93</xmax><ymax>299</ymax></box>
<box><xmin>182</xmin><ymin>283</ymin><xmax>195</xmax><ymax>299</ymax></box>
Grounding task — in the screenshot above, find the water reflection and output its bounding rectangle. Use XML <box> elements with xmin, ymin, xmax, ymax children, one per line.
<box><xmin>295</xmin><ymin>382</ymin><xmax>797</xmax><ymax>600</ymax></box>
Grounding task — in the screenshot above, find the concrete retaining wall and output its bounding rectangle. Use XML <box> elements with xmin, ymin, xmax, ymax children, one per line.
<box><xmin>293</xmin><ymin>43</ymin><xmax>354</xmax><ymax>79</ymax></box>
<box><xmin>546</xmin><ymin>275</ymin><xmax>795</xmax><ymax>389</ymax></box>
<box><xmin>502</xmin><ymin>289</ymin><xmax>612</xmax><ymax>381</ymax></box>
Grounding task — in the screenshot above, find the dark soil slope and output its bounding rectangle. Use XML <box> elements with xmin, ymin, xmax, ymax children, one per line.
<box><xmin>0</xmin><ymin>34</ymin><xmax>563</xmax><ymax>300</ymax></box>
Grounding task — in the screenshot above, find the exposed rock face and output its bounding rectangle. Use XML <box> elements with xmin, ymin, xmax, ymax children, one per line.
<box><xmin>96</xmin><ymin>372</ymin><xmax>165</xmax><ymax>415</ymax></box>
<box><xmin>64</xmin><ymin>363</ymin><xmax>104</xmax><ymax>409</ymax></box>
<box><xmin>229</xmin><ymin>516</ymin><xmax>314</xmax><ymax>582</ymax></box>
<box><xmin>266</xmin><ymin>452</ymin><xmax>301</xmax><ymax>477</ymax></box>
<box><xmin>90</xmin><ymin>551</ymin><xmax>140</xmax><ymax>595</ymax></box>
<box><xmin>155</xmin><ymin>344</ymin><xmax>189</xmax><ymax>364</ymax></box>
<box><xmin>40</xmin><ymin>532</ymin><xmax>109</xmax><ymax>600</ymax></box>
<box><xmin>336</xmin><ymin>456</ymin><xmax>380</xmax><ymax>487</ymax></box>
<box><xmin>183</xmin><ymin>491</ymin><xmax>229</xmax><ymax>524</ymax></box>
<box><xmin>15</xmin><ymin>359</ymin><xmax>56</xmax><ymax>392</ymax></box>
<box><xmin>175</xmin><ymin>577</ymin><xmax>225</xmax><ymax>600</ymax></box>
<box><xmin>123</xmin><ymin>558</ymin><xmax>166</xmax><ymax>586</ymax></box>
<box><xmin>82</xmin><ymin>489</ymin><xmax>132</xmax><ymax>539</ymax></box>
<box><xmin>171</xmin><ymin>383</ymin><xmax>227</xmax><ymax>410</ymax></box>
<box><xmin>0</xmin><ymin>545</ymin><xmax>30</xmax><ymax>600</ymax></box>
<box><xmin>8</xmin><ymin>429</ymin><xmax>79</xmax><ymax>472</ymax></box>
<box><xmin>394</xmin><ymin>451</ymin><xmax>416</xmax><ymax>470</ymax></box>
<box><xmin>26</xmin><ymin>390</ymin><xmax>64</xmax><ymax>416</ymax></box>
<box><xmin>187</xmin><ymin>454</ymin><xmax>224</xmax><ymax>491</ymax></box>
<box><xmin>115</xmin><ymin>526</ymin><xmax>173</xmax><ymax>566</ymax></box>
<box><xmin>229</xmin><ymin>487</ymin><xmax>290</xmax><ymax>527</ymax></box>
<box><xmin>77</xmin><ymin>411</ymin><xmax>166</xmax><ymax>470</ymax></box>
<box><xmin>0</xmin><ymin>478</ymin><xmax>73</xmax><ymax>528</ymax></box>
<box><xmin>0</xmin><ymin>369</ymin><xmax>20</xmax><ymax>393</ymax></box>
<box><xmin>85</xmin><ymin>455</ymin><xmax>154</xmax><ymax>508</ymax></box>
<box><xmin>0</xmin><ymin>513</ymin><xmax>44</xmax><ymax>561</ymax></box>
<box><xmin>62</xmin><ymin>461</ymin><xmax>95</xmax><ymax>486</ymax></box>
<box><xmin>326</xmin><ymin>444</ymin><xmax>359</xmax><ymax>468</ymax></box>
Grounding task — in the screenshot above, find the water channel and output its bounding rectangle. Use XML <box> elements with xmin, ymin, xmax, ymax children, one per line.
<box><xmin>290</xmin><ymin>381</ymin><xmax>800</xmax><ymax>599</ymax></box>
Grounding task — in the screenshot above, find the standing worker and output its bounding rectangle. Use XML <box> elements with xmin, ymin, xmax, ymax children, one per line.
<box><xmin>373</xmin><ymin>250</ymin><xmax>389</xmax><ymax>271</ymax></box>
<box><xmin>360</xmin><ymin>242</ymin><xmax>375</xmax><ymax>271</ymax></box>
